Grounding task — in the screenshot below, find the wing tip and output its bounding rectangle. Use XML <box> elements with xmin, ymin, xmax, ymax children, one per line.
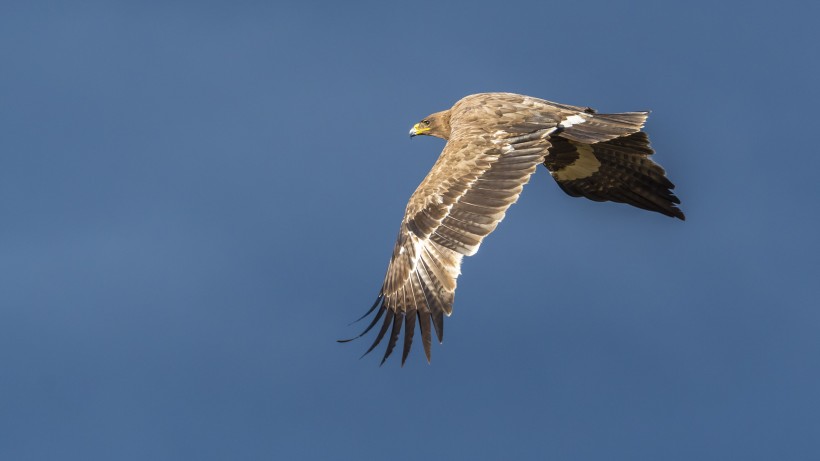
<box><xmin>347</xmin><ymin>294</ymin><xmax>384</xmax><ymax>325</ymax></box>
<box><xmin>341</xmin><ymin>295</ymin><xmax>445</xmax><ymax>366</ymax></box>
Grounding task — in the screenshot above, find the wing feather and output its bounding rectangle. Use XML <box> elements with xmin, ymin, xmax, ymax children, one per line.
<box><xmin>545</xmin><ymin>131</ymin><xmax>684</xmax><ymax>220</ymax></box>
<box><xmin>363</xmin><ymin>308</ymin><xmax>394</xmax><ymax>358</ymax></box>
<box><xmin>417</xmin><ymin>309</ymin><xmax>432</xmax><ymax>362</ymax></box>
<box><xmin>402</xmin><ymin>306</ymin><xmax>417</xmax><ymax>365</ymax></box>
<box><xmin>558</xmin><ymin>112</ymin><xmax>648</xmax><ymax>143</ymax></box>
<box><xmin>381</xmin><ymin>309</ymin><xmax>404</xmax><ymax>365</ymax></box>
<box><xmin>348</xmin><ymin>120</ymin><xmax>555</xmax><ymax>363</ymax></box>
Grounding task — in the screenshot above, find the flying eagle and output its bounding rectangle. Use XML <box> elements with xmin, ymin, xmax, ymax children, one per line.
<box><xmin>340</xmin><ymin>93</ymin><xmax>684</xmax><ymax>365</ymax></box>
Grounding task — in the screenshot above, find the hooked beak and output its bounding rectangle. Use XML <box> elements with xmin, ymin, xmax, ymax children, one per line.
<box><xmin>409</xmin><ymin>123</ymin><xmax>430</xmax><ymax>138</ymax></box>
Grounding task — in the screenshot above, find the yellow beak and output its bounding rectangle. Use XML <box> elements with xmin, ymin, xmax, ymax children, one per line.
<box><xmin>409</xmin><ymin>123</ymin><xmax>430</xmax><ymax>137</ymax></box>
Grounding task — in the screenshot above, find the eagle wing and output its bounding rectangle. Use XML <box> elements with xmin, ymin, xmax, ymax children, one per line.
<box><xmin>544</xmin><ymin>113</ymin><xmax>685</xmax><ymax>220</ymax></box>
<box><xmin>343</xmin><ymin>104</ymin><xmax>560</xmax><ymax>365</ymax></box>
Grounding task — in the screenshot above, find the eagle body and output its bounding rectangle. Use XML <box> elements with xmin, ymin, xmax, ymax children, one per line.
<box><xmin>341</xmin><ymin>93</ymin><xmax>684</xmax><ymax>365</ymax></box>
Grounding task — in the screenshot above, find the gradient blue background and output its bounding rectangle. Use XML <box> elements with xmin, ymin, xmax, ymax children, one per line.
<box><xmin>2</xmin><ymin>1</ymin><xmax>819</xmax><ymax>459</ymax></box>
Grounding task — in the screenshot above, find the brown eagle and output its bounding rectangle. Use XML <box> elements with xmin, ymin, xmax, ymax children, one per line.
<box><xmin>340</xmin><ymin>93</ymin><xmax>684</xmax><ymax>365</ymax></box>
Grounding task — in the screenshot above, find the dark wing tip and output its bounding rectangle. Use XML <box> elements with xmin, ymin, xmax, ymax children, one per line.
<box><xmin>348</xmin><ymin>294</ymin><xmax>383</xmax><ymax>325</ymax></box>
<box><xmin>361</xmin><ymin>308</ymin><xmax>394</xmax><ymax>359</ymax></box>
<box><xmin>432</xmin><ymin>310</ymin><xmax>444</xmax><ymax>344</ymax></box>
<box><xmin>379</xmin><ymin>312</ymin><xmax>405</xmax><ymax>366</ymax></box>
<box><xmin>337</xmin><ymin>296</ymin><xmax>386</xmax><ymax>343</ymax></box>
<box><xmin>401</xmin><ymin>312</ymin><xmax>417</xmax><ymax>366</ymax></box>
<box><xmin>418</xmin><ymin>310</ymin><xmax>433</xmax><ymax>363</ymax></box>
<box><xmin>340</xmin><ymin>293</ymin><xmax>436</xmax><ymax>365</ymax></box>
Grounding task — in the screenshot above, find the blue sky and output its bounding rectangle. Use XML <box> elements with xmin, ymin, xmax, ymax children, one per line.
<box><xmin>2</xmin><ymin>1</ymin><xmax>819</xmax><ymax>459</ymax></box>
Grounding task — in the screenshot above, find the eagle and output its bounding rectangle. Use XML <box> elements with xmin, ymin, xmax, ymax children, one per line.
<box><xmin>340</xmin><ymin>93</ymin><xmax>684</xmax><ymax>365</ymax></box>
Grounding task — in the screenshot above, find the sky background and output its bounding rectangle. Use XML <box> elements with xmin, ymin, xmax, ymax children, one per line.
<box><xmin>2</xmin><ymin>1</ymin><xmax>819</xmax><ymax>460</ymax></box>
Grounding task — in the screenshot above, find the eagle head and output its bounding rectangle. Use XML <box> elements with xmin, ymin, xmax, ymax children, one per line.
<box><xmin>409</xmin><ymin>110</ymin><xmax>451</xmax><ymax>140</ymax></box>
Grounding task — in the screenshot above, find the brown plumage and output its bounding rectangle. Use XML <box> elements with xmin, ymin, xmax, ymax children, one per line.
<box><xmin>340</xmin><ymin>92</ymin><xmax>684</xmax><ymax>365</ymax></box>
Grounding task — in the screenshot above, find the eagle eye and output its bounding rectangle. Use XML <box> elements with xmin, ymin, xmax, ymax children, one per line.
<box><xmin>423</xmin><ymin>119</ymin><xmax>431</xmax><ymax>126</ymax></box>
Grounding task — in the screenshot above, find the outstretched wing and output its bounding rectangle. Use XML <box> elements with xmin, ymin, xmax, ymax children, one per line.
<box><xmin>342</xmin><ymin>126</ymin><xmax>556</xmax><ymax>365</ymax></box>
<box><xmin>545</xmin><ymin>113</ymin><xmax>685</xmax><ymax>220</ymax></box>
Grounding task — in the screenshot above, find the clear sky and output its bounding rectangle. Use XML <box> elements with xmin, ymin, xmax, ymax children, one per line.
<box><xmin>2</xmin><ymin>1</ymin><xmax>819</xmax><ymax>460</ymax></box>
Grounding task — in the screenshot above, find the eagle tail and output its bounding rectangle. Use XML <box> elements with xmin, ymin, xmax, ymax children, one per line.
<box><xmin>559</xmin><ymin>111</ymin><xmax>648</xmax><ymax>144</ymax></box>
